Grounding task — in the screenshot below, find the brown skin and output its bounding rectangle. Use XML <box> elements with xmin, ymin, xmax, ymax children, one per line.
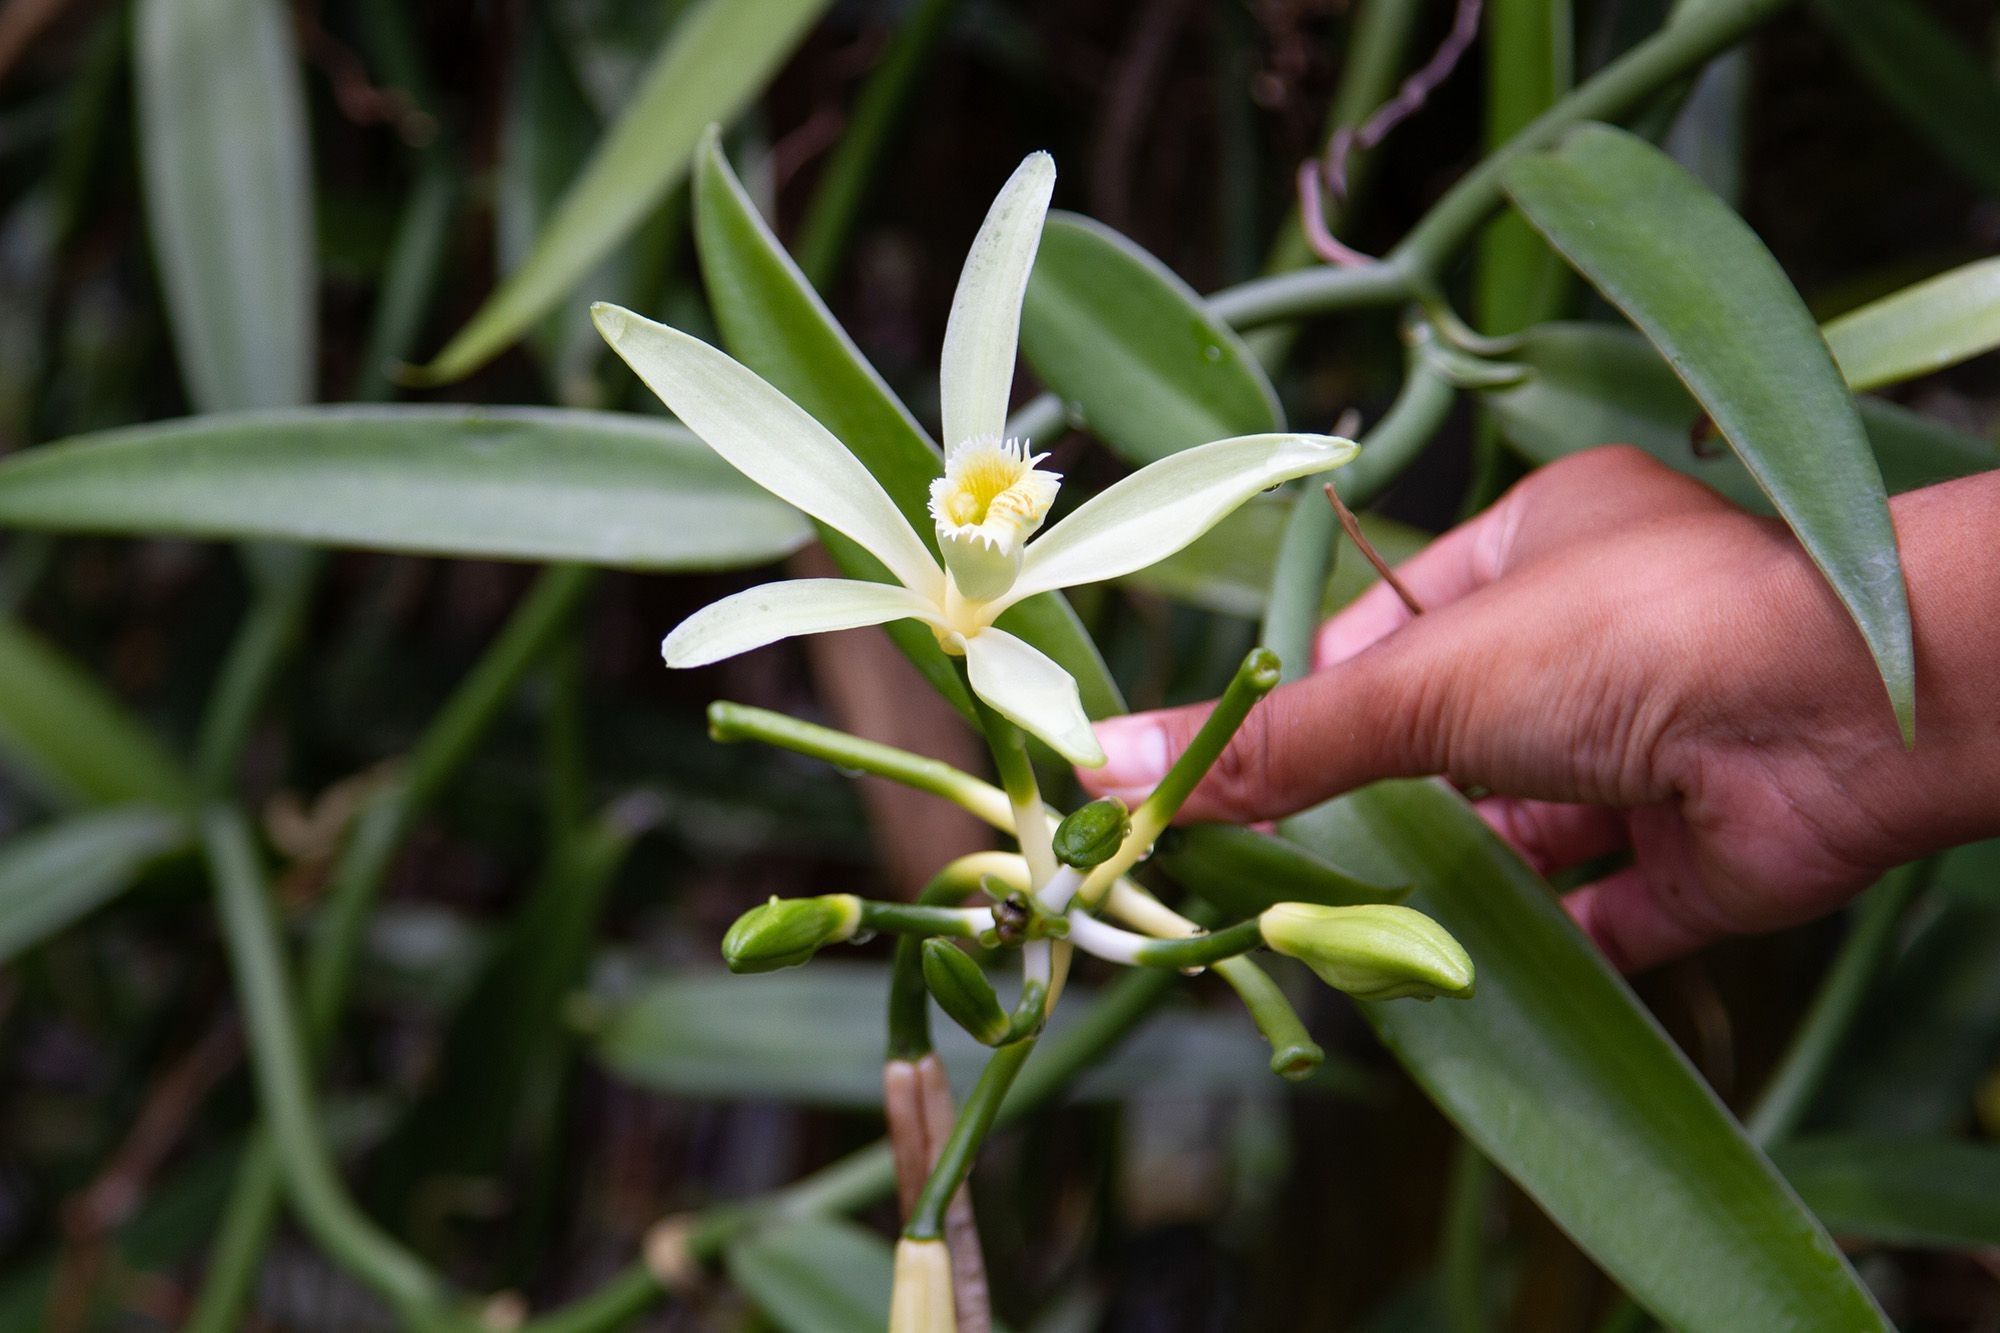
<box><xmin>1081</xmin><ymin>445</ymin><xmax>2000</xmax><ymax>973</ymax></box>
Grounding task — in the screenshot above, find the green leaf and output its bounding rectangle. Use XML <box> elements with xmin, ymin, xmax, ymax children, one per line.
<box><xmin>1814</xmin><ymin>841</ymin><xmax>2000</xmax><ymax>1135</ymax></box>
<box><xmin>1019</xmin><ymin>213</ymin><xmax>1282</xmax><ymax>465</ymax></box>
<box><xmin>418</xmin><ymin>0</ymin><xmax>829</xmax><ymax>383</ymax></box>
<box><xmin>1824</xmin><ymin>257</ymin><xmax>2000</xmax><ymax>392</ymax></box>
<box><xmin>1280</xmin><ymin>781</ymin><xmax>1885</xmax><ymax>1329</ymax></box>
<box><xmin>1811</xmin><ymin>0</ymin><xmax>2000</xmax><ymax>198</ymax></box>
<box><xmin>134</xmin><ymin>0</ymin><xmax>314</xmax><ymax>413</ymax></box>
<box><xmin>1773</xmin><ymin>1137</ymin><xmax>2000</xmax><ymax>1250</ymax></box>
<box><xmin>0</xmin><ymin>407</ymin><xmax>812</xmax><ymax>569</ymax></box>
<box><xmin>1503</xmin><ymin>125</ymin><xmax>1913</xmax><ymax>735</ymax></box>
<box><xmin>726</xmin><ymin>1217</ymin><xmax>894</xmax><ymax>1333</ymax></box>
<box><xmin>0</xmin><ymin>622</ymin><xmax>190</xmax><ymax>809</ymax></box>
<box><xmin>0</xmin><ymin>808</ymin><xmax>187</xmax><ymax>962</ymax></box>
<box><xmin>590</xmin><ymin>963</ymin><xmax>1360</xmax><ymax>1106</ymax></box>
<box><xmin>689</xmin><ymin>138</ymin><xmax>1120</xmax><ymax>719</ymax></box>
<box><xmin>1476</xmin><ymin>0</ymin><xmax>1574</xmax><ymax>336</ymax></box>
<box><xmin>1126</xmin><ymin>497</ymin><xmax>1429</xmax><ymax>620</ymax></box>
<box><xmin>1480</xmin><ymin>323</ymin><xmax>1998</xmax><ymax>506</ymax></box>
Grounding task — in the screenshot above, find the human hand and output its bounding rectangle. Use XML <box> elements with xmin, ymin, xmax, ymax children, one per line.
<box><xmin>1081</xmin><ymin>446</ymin><xmax>2000</xmax><ymax>972</ymax></box>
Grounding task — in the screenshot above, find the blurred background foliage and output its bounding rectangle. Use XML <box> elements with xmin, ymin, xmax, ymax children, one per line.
<box><xmin>0</xmin><ymin>0</ymin><xmax>1996</xmax><ymax>1329</ymax></box>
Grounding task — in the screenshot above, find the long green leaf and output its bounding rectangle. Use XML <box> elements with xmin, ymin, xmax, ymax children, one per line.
<box><xmin>1279</xmin><ymin>781</ymin><xmax>1885</xmax><ymax>1329</ymax></box>
<box><xmin>1476</xmin><ymin>0</ymin><xmax>1574</xmax><ymax>336</ymax></box>
<box><xmin>133</xmin><ymin>0</ymin><xmax>313</xmax><ymax>412</ymax></box>
<box><xmin>1773</xmin><ymin>1137</ymin><xmax>2000</xmax><ymax>1250</ymax></box>
<box><xmin>1481</xmin><ymin>323</ymin><xmax>1998</xmax><ymax>507</ymax></box>
<box><xmin>1811</xmin><ymin>0</ymin><xmax>2000</xmax><ymax>198</ymax></box>
<box><xmin>726</xmin><ymin>1217</ymin><xmax>894</xmax><ymax>1333</ymax></box>
<box><xmin>1504</xmin><ymin>124</ymin><xmax>1914</xmax><ymax>736</ymax></box>
<box><xmin>418</xmin><ymin>0</ymin><xmax>829</xmax><ymax>383</ymax></box>
<box><xmin>689</xmin><ymin>138</ymin><xmax>1120</xmax><ymax>718</ymax></box>
<box><xmin>590</xmin><ymin>964</ymin><xmax>1357</xmax><ymax>1107</ymax></box>
<box><xmin>0</xmin><ymin>407</ymin><xmax>812</xmax><ymax>569</ymax></box>
<box><xmin>1824</xmin><ymin>257</ymin><xmax>2000</xmax><ymax>392</ymax></box>
<box><xmin>0</xmin><ymin>621</ymin><xmax>190</xmax><ymax>809</ymax></box>
<box><xmin>1019</xmin><ymin>213</ymin><xmax>1282</xmax><ymax>465</ymax></box>
<box><xmin>0</xmin><ymin>807</ymin><xmax>187</xmax><ymax>962</ymax></box>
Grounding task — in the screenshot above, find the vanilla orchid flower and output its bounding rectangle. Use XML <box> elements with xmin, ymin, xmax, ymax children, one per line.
<box><xmin>593</xmin><ymin>152</ymin><xmax>1356</xmax><ymax>766</ymax></box>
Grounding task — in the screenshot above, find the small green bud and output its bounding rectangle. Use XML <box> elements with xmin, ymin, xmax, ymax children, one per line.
<box><xmin>721</xmin><ymin>894</ymin><xmax>861</xmax><ymax>973</ymax></box>
<box><xmin>1260</xmin><ymin>902</ymin><xmax>1475</xmax><ymax>1002</ymax></box>
<box><xmin>1052</xmin><ymin>797</ymin><xmax>1131</xmax><ymax>869</ymax></box>
<box><xmin>921</xmin><ymin>938</ymin><xmax>1012</xmax><ymax>1045</ymax></box>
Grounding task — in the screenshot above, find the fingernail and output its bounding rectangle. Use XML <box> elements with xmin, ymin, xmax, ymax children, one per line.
<box><xmin>1089</xmin><ymin>715</ymin><xmax>1172</xmax><ymax>798</ymax></box>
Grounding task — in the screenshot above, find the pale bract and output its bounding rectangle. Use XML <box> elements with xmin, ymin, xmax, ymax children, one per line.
<box><xmin>594</xmin><ymin>152</ymin><xmax>1356</xmax><ymax>766</ymax></box>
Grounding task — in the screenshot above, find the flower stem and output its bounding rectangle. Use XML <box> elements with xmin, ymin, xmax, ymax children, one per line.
<box><xmin>859</xmin><ymin>899</ymin><xmax>989</xmax><ymax>937</ymax></box>
<box><xmin>1214</xmin><ymin>955</ymin><xmax>1325</xmax><ymax>1081</ymax></box>
<box><xmin>1067</xmin><ymin>912</ymin><xmax>1264</xmax><ymax>970</ymax></box>
<box><xmin>905</xmin><ymin>1037</ymin><xmax>1038</xmax><ymax>1242</ymax></box>
<box><xmin>200</xmin><ymin>806</ymin><xmax>451</xmax><ymax>1323</ymax></box>
<box><xmin>709</xmin><ymin>700</ymin><xmax>1009</xmax><ymax>826</ymax></box>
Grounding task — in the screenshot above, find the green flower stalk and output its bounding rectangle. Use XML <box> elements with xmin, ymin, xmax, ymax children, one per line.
<box><xmin>1260</xmin><ymin>902</ymin><xmax>1476</xmax><ymax>1001</ymax></box>
<box><xmin>721</xmin><ymin>894</ymin><xmax>862</xmax><ymax>973</ymax></box>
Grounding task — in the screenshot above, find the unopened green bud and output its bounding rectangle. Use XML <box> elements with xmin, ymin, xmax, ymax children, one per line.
<box><xmin>721</xmin><ymin>894</ymin><xmax>861</xmax><ymax>973</ymax></box>
<box><xmin>1260</xmin><ymin>903</ymin><xmax>1475</xmax><ymax>1002</ymax></box>
<box><xmin>1052</xmin><ymin>797</ymin><xmax>1130</xmax><ymax>869</ymax></box>
<box><xmin>921</xmin><ymin>938</ymin><xmax>1011</xmax><ymax>1045</ymax></box>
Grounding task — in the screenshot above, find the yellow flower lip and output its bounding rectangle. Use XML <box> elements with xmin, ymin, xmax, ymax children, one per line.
<box><xmin>930</xmin><ymin>435</ymin><xmax>1061</xmax><ymax>603</ymax></box>
<box><xmin>928</xmin><ymin>435</ymin><xmax>1061</xmax><ymax>551</ymax></box>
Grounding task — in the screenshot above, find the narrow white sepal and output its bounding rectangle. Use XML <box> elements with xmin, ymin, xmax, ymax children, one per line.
<box><xmin>660</xmin><ymin>578</ymin><xmax>939</xmax><ymax>668</ymax></box>
<box><xmin>939</xmin><ymin>153</ymin><xmax>1055</xmax><ymax>450</ymax></box>
<box><xmin>1004</xmin><ymin>433</ymin><xmax>1358</xmax><ymax>606</ymax></box>
<box><xmin>962</xmin><ymin>627</ymin><xmax>1105</xmax><ymax>767</ymax></box>
<box><xmin>592</xmin><ymin>303</ymin><xmax>943</xmax><ymax>600</ymax></box>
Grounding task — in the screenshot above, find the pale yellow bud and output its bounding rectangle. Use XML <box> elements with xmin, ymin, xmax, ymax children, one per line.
<box><xmin>1260</xmin><ymin>902</ymin><xmax>1475</xmax><ymax>1002</ymax></box>
<box><xmin>889</xmin><ymin>1237</ymin><xmax>957</xmax><ymax>1332</ymax></box>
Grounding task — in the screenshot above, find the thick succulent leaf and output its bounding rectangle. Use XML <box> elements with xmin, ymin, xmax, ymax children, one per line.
<box><xmin>134</xmin><ymin>0</ymin><xmax>313</xmax><ymax>413</ymax></box>
<box><xmin>0</xmin><ymin>407</ymin><xmax>812</xmax><ymax>570</ymax></box>
<box><xmin>1823</xmin><ymin>257</ymin><xmax>2000</xmax><ymax>392</ymax></box>
<box><xmin>1275</xmin><ymin>781</ymin><xmax>1885</xmax><ymax>1329</ymax></box>
<box><xmin>726</xmin><ymin>1217</ymin><xmax>894</xmax><ymax>1333</ymax></box>
<box><xmin>418</xmin><ymin>0</ymin><xmax>830</xmax><ymax>382</ymax></box>
<box><xmin>0</xmin><ymin>621</ymin><xmax>190</xmax><ymax>809</ymax></box>
<box><xmin>1019</xmin><ymin>212</ymin><xmax>1282</xmax><ymax>465</ymax></box>
<box><xmin>1504</xmin><ymin>123</ymin><xmax>1914</xmax><ymax>738</ymax></box>
<box><xmin>0</xmin><ymin>808</ymin><xmax>187</xmax><ymax>963</ymax></box>
<box><xmin>1773</xmin><ymin>1137</ymin><xmax>2000</xmax><ymax>1250</ymax></box>
<box><xmin>1479</xmin><ymin>323</ymin><xmax>1997</xmax><ymax>507</ymax></box>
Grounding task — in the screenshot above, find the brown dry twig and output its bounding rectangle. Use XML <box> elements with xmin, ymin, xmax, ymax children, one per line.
<box><xmin>1298</xmin><ymin>0</ymin><xmax>1485</xmax><ymax>267</ymax></box>
<box><xmin>1325</xmin><ymin>483</ymin><xmax>1425</xmax><ymax>617</ymax></box>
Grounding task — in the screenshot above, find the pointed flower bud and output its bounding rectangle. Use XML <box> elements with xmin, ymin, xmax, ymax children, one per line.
<box><xmin>928</xmin><ymin>435</ymin><xmax>1060</xmax><ymax>602</ymax></box>
<box><xmin>889</xmin><ymin>1237</ymin><xmax>957</xmax><ymax>1333</ymax></box>
<box><xmin>721</xmin><ymin>894</ymin><xmax>862</xmax><ymax>973</ymax></box>
<box><xmin>1259</xmin><ymin>903</ymin><xmax>1475</xmax><ymax>1002</ymax></box>
<box><xmin>1052</xmin><ymin>797</ymin><xmax>1131</xmax><ymax>870</ymax></box>
<box><xmin>921</xmin><ymin>938</ymin><xmax>1012</xmax><ymax>1045</ymax></box>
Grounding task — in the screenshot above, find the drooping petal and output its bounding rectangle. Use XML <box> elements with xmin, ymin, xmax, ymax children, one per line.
<box><xmin>594</xmin><ymin>303</ymin><xmax>942</xmax><ymax>599</ymax></box>
<box><xmin>962</xmin><ymin>627</ymin><xmax>1104</xmax><ymax>767</ymax></box>
<box><xmin>662</xmin><ymin>578</ymin><xmax>940</xmax><ymax>668</ymax></box>
<box><xmin>939</xmin><ymin>153</ymin><xmax>1055</xmax><ymax>450</ymax></box>
<box><xmin>1003</xmin><ymin>433</ymin><xmax>1358</xmax><ymax>605</ymax></box>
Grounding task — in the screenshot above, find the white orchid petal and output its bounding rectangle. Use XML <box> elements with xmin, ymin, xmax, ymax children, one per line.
<box><xmin>1007</xmin><ymin>433</ymin><xmax>1358</xmax><ymax>603</ymax></box>
<box><xmin>962</xmin><ymin>627</ymin><xmax>1104</xmax><ymax>767</ymax></box>
<box><xmin>594</xmin><ymin>303</ymin><xmax>942</xmax><ymax>598</ymax></box>
<box><xmin>662</xmin><ymin>579</ymin><xmax>939</xmax><ymax>668</ymax></box>
<box><xmin>940</xmin><ymin>153</ymin><xmax>1055</xmax><ymax>450</ymax></box>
